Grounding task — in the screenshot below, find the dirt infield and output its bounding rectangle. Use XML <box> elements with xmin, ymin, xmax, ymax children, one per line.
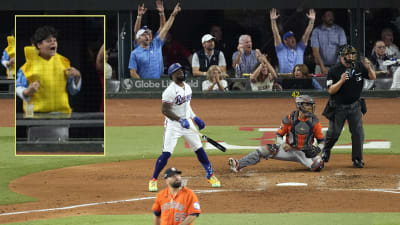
<box><xmin>1</xmin><ymin>97</ymin><xmax>400</xmax><ymax>223</ymax></box>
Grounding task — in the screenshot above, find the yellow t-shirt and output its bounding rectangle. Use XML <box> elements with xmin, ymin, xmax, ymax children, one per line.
<box><xmin>21</xmin><ymin>46</ymin><xmax>72</xmax><ymax>113</ymax></box>
<box><xmin>5</xmin><ymin>36</ymin><xmax>15</xmax><ymax>78</ymax></box>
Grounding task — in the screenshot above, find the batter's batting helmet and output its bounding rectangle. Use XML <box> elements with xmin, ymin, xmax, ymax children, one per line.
<box><xmin>168</xmin><ymin>63</ymin><xmax>184</xmax><ymax>79</ymax></box>
<box><xmin>296</xmin><ymin>95</ymin><xmax>315</xmax><ymax>116</ymax></box>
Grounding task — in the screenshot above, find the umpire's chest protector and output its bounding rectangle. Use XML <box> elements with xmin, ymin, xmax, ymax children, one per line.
<box><xmin>21</xmin><ymin>46</ymin><xmax>71</xmax><ymax>113</ymax></box>
<box><xmin>288</xmin><ymin>111</ymin><xmax>317</xmax><ymax>149</ymax></box>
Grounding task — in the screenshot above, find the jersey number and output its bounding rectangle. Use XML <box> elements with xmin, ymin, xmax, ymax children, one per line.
<box><xmin>175</xmin><ymin>212</ymin><xmax>186</xmax><ymax>222</ymax></box>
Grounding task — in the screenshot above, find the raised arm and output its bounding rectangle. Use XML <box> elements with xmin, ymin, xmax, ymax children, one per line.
<box><xmin>270</xmin><ymin>8</ymin><xmax>282</xmax><ymax>47</ymax></box>
<box><xmin>96</xmin><ymin>44</ymin><xmax>104</xmax><ymax>72</ymax></box>
<box><xmin>134</xmin><ymin>4</ymin><xmax>147</xmax><ymax>36</ymax></box>
<box><xmin>158</xmin><ymin>3</ymin><xmax>181</xmax><ymax>41</ymax></box>
<box><xmin>262</xmin><ymin>55</ymin><xmax>277</xmax><ymax>80</ymax></box>
<box><xmin>301</xmin><ymin>9</ymin><xmax>316</xmax><ymax>45</ymax></box>
<box><xmin>363</xmin><ymin>57</ymin><xmax>376</xmax><ymax>80</ymax></box>
<box><xmin>156</xmin><ymin>0</ymin><xmax>166</xmax><ymax>33</ymax></box>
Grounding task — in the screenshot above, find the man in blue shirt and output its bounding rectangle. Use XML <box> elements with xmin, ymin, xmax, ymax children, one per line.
<box><xmin>270</xmin><ymin>8</ymin><xmax>315</xmax><ymax>74</ymax></box>
<box><xmin>311</xmin><ymin>10</ymin><xmax>347</xmax><ymax>75</ymax></box>
<box><xmin>129</xmin><ymin>3</ymin><xmax>181</xmax><ymax>79</ymax></box>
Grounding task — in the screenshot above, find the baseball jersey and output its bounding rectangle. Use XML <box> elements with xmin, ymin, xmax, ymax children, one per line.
<box><xmin>162</xmin><ymin>82</ymin><xmax>196</xmax><ymax>122</ymax></box>
<box><xmin>277</xmin><ymin>113</ymin><xmax>324</xmax><ymax>150</ymax></box>
<box><xmin>152</xmin><ymin>187</ymin><xmax>201</xmax><ymax>225</ymax></box>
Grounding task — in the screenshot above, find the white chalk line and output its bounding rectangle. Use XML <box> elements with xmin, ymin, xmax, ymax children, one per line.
<box><xmin>2</xmin><ymin>184</ymin><xmax>400</xmax><ymax>217</ymax></box>
<box><xmin>0</xmin><ymin>189</ymin><xmax>229</xmax><ymax>217</ymax></box>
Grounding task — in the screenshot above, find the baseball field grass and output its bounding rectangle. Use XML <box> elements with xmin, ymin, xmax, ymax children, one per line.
<box><xmin>5</xmin><ymin>213</ymin><xmax>400</xmax><ymax>225</ymax></box>
<box><xmin>1</xmin><ymin>125</ymin><xmax>400</xmax><ymax>224</ymax></box>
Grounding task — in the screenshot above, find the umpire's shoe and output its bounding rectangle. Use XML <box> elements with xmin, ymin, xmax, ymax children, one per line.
<box><xmin>321</xmin><ymin>148</ymin><xmax>331</xmax><ymax>162</ymax></box>
<box><xmin>353</xmin><ymin>159</ymin><xmax>365</xmax><ymax>168</ymax></box>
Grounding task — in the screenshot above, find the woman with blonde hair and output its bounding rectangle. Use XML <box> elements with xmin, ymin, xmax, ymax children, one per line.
<box><xmin>250</xmin><ymin>54</ymin><xmax>278</xmax><ymax>91</ymax></box>
<box><xmin>292</xmin><ymin>64</ymin><xmax>322</xmax><ymax>90</ymax></box>
<box><xmin>202</xmin><ymin>65</ymin><xmax>228</xmax><ymax>92</ymax></box>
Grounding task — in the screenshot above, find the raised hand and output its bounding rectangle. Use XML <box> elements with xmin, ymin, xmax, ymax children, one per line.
<box><xmin>155</xmin><ymin>0</ymin><xmax>164</xmax><ymax>13</ymax></box>
<box><xmin>306</xmin><ymin>9</ymin><xmax>316</xmax><ymax>21</ymax></box>
<box><xmin>137</xmin><ymin>3</ymin><xmax>147</xmax><ymax>16</ymax></box>
<box><xmin>171</xmin><ymin>2</ymin><xmax>181</xmax><ymax>17</ymax></box>
<box><xmin>270</xmin><ymin>8</ymin><xmax>280</xmax><ymax>20</ymax></box>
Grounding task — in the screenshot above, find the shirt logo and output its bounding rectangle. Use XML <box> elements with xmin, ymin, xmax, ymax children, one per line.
<box><xmin>175</xmin><ymin>94</ymin><xmax>192</xmax><ymax>105</ymax></box>
<box><xmin>194</xmin><ymin>202</ymin><xmax>200</xmax><ymax>210</ymax></box>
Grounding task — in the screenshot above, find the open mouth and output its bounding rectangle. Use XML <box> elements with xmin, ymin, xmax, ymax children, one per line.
<box><xmin>50</xmin><ymin>47</ymin><xmax>56</xmax><ymax>51</ymax></box>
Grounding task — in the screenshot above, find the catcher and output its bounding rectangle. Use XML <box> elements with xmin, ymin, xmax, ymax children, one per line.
<box><xmin>229</xmin><ymin>95</ymin><xmax>325</xmax><ymax>172</ymax></box>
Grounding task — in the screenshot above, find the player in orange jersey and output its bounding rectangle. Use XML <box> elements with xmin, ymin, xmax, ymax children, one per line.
<box><xmin>153</xmin><ymin>167</ymin><xmax>201</xmax><ymax>225</ymax></box>
<box><xmin>229</xmin><ymin>95</ymin><xmax>325</xmax><ymax>172</ymax></box>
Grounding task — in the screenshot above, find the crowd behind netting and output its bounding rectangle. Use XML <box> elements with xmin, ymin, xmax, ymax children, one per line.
<box><xmin>103</xmin><ymin>2</ymin><xmax>400</xmax><ymax>92</ymax></box>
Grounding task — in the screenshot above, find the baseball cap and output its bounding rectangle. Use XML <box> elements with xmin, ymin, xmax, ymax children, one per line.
<box><xmin>163</xmin><ymin>167</ymin><xmax>182</xmax><ymax>179</ymax></box>
<box><xmin>201</xmin><ymin>34</ymin><xmax>215</xmax><ymax>43</ymax></box>
<box><xmin>168</xmin><ymin>63</ymin><xmax>183</xmax><ymax>77</ymax></box>
<box><xmin>283</xmin><ymin>31</ymin><xmax>295</xmax><ymax>40</ymax></box>
<box><xmin>136</xmin><ymin>26</ymin><xmax>149</xmax><ymax>39</ymax></box>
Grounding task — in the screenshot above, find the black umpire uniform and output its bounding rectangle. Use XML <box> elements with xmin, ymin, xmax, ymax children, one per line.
<box><xmin>321</xmin><ymin>45</ymin><xmax>376</xmax><ymax>168</ymax></box>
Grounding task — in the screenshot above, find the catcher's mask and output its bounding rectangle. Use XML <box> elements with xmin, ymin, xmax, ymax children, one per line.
<box><xmin>167</xmin><ymin>63</ymin><xmax>185</xmax><ymax>81</ymax></box>
<box><xmin>338</xmin><ymin>44</ymin><xmax>357</xmax><ymax>68</ymax></box>
<box><xmin>296</xmin><ymin>95</ymin><xmax>315</xmax><ymax>116</ymax></box>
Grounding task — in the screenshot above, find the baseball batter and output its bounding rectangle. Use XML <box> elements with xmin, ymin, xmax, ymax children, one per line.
<box><xmin>149</xmin><ymin>63</ymin><xmax>221</xmax><ymax>192</ymax></box>
<box><xmin>229</xmin><ymin>95</ymin><xmax>325</xmax><ymax>172</ymax></box>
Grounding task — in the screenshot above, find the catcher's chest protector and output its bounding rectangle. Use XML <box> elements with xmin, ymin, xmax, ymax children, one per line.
<box><xmin>288</xmin><ymin>111</ymin><xmax>317</xmax><ymax>149</ymax></box>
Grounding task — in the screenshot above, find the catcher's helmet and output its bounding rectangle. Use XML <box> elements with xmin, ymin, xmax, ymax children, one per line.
<box><xmin>168</xmin><ymin>63</ymin><xmax>184</xmax><ymax>79</ymax></box>
<box><xmin>296</xmin><ymin>95</ymin><xmax>315</xmax><ymax>116</ymax></box>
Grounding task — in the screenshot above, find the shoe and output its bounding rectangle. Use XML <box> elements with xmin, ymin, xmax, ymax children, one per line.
<box><xmin>149</xmin><ymin>179</ymin><xmax>158</xmax><ymax>192</ymax></box>
<box><xmin>321</xmin><ymin>149</ymin><xmax>331</xmax><ymax>162</ymax></box>
<box><xmin>208</xmin><ymin>175</ymin><xmax>221</xmax><ymax>188</ymax></box>
<box><xmin>228</xmin><ymin>158</ymin><xmax>240</xmax><ymax>173</ymax></box>
<box><xmin>353</xmin><ymin>159</ymin><xmax>365</xmax><ymax>168</ymax></box>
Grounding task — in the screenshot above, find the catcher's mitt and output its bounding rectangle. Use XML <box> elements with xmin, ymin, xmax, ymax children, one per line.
<box><xmin>301</xmin><ymin>145</ymin><xmax>321</xmax><ymax>158</ymax></box>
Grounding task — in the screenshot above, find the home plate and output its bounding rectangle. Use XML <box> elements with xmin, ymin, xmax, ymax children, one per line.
<box><xmin>276</xmin><ymin>182</ymin><xmax>308</xmax><ymax>187</ymax></box>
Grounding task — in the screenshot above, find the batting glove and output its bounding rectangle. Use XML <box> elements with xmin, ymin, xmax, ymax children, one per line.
<box><xmin>179</xmin><ymin>118</ymin><xmax>190</xmax><ymax>129</ymax></box>
<box><xmin>194</xmin><ymin>117</ymin><xmax>205</xmax><ymax>130</ymax></box>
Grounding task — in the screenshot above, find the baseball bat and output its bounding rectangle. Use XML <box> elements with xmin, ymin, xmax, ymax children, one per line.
<box><xmin>189</xmin><ymin>127</ymin><xmax>226</xmax><ymax>152</ymax></box>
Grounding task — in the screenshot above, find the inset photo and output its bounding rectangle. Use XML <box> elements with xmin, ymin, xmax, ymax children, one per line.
<box><xmin>15</xmin><ymin>16</ymin><xmax>105</xmax><ymax>156</ymax></box>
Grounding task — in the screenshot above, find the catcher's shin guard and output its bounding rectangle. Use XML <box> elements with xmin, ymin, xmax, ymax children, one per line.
<box><xmin>237</xmin><ymin>144</ymin><xmax>278</xmax><ymax>169</ymax></box>
<box><xmin>310</xmin><ymin>156</ymin><xmax>324</xmax><ymax>172</ymax></box>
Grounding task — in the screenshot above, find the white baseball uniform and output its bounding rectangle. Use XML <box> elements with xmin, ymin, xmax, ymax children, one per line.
<box><xmin>161</xmin><ymin>81</ymin><xmax>202</xmax><ymax>153</ymax></box>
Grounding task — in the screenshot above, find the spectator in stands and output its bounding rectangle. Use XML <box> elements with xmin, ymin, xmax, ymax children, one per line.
<box><xmin>202</xmin><ymin>65</ymin><xmax>228</xmax><ymax>92</ymax></box>
<box><xmin>192</xmin><ymin>34</ymin><xmax>227</xmax><ymax>77</ymax></box>
<box><xmin>270</xmin><ymin>8</ymin><xmax>316</xmax><ymax>74</ymax></box>
<box><xmin>381</xmin><ymin>28</ymin><xmax>400</xmax><ymax>59</ymax></box>
<box><xmin>133</xmin><ymin>0</ymin><xmax>165</xmax><ymax>49</ymax></box>
<box><xmin>1</xmin><ymin>30</ymin><xmax>15</xmax><ymax>78</ymax></box>
<box><xmin>249</xmin><ymin>54</ymin><xmax>279</xmax><ymax>91</ymax></box>
<box><xmin>129</xmin><ymin>3</ymin><xmax>181</xmax><ymax>79</ymax></box>
<box><xmin>133</xmin><ymin>1</ymin><xmax>166</xmax><ymax>74</ymax></box>
<box><xmin>232</xmin><ymin>34</ymin><xmax>262</xmax><ymax>77</ymax></box>
<box><xmin>162</xmin><ymin>31</ymin><xmax>192</xmax><ymax>69</ymax></box>
<box><xmin>210</xmin><ymin>24</ymin><xmax>232</xmax><ymax>67</ymax></box>
<box><xmin>311</xmin><ymin>10</ymin><xmax>347</xmax><ymax>75</ymax></box>
<box><xmin>292</xmin><ymin>64</ymin><xmax>322</xmax><ymax>90</ymax></box>
<box><xmin>16</xmin><ymin>26</ymin><xmax>82</xmax><ymax>113</ymax></box>
<box><xmin>370</xmin><ymin>40</ymin><xmax>390</xmax><ymax>72</ymax></box>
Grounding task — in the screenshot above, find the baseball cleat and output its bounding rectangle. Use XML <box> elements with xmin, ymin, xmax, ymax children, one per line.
<box><xmin>149</xmin><ymin>179</ymin><xmax>158</xmax><ymax>192</ymax></box>
<box><xmin>321</xmin><ymin>149</ymin><xmax>331</xmax><ymax>162</ymax></box>
<box><xmin>208</xmin><ymin>174</ymin><xmax>221</xmax><ymax>188</ymax></box>
<box><xmin>353</xmin><ymin>159</ymin><xmax>364</xmax><ymax>168</ymax></box>
<box><xmin>228</xmin><ymin>158</ymin><xmax>240</xmax><ymax>173</ymax></box>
